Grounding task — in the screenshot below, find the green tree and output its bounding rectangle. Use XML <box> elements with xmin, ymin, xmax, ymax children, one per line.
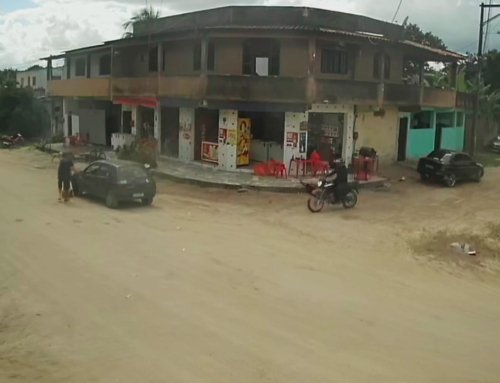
<box><xmin>0</xmin><ymin>80</ymin><xmax>50</xmax><ymax>138</ymax></box>
<box><xmin>122</xmin><ymin>6</ymin><xmax>161</xmax><ymax>38</ymax></box>
<box><xmin>481</xmin><ymin>50</ymin><xmax>500</xmax><ymax>92</ymax></box>
<box><xmin>403</xmin><ymin>23</ymin><xmax>448</xmax><ymax>83</ymax></box>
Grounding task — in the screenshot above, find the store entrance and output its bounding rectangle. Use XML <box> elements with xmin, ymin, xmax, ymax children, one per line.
<box><xmin>195</xmin><ymin>108</ymin><xmax>219</xmax><ymax>162</ymax></box>
<box><xmin>307</xmin><ymin>112</ymin><xmax>344</xmax><ymax>163</ymax></box>
<box><xmin>238</xmin><ymin>111</ymin><xmax>284</xmax><ymax>165</ymax></box>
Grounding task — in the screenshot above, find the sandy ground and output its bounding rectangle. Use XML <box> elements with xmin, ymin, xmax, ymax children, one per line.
<box><xmin>1</xmin><ymin>147</ymin><xmax>500</xmax><ymax>383</ymax></box>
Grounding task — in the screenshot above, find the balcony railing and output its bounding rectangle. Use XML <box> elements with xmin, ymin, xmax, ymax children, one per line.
<box><xmin>47</xmin><ymin>78</ymin><xmax>110</xmax><ymax>98</ymax></box>
<box><xmin>111</xmin><ymin>77</ymin><xmax>158</xmax><ymax>97</ymax></box>
<box><xmin>314</xmin><ymin>79</ymin><xmax>378</xmax><ymax>105</ymax></box>
<box><xmin>204</xmin><ymin>75</ymin><xmax>308</xmax><ymax>103</ymax></box>
<box><xmin>422</xmin><ymin>88</ymin><xmax>457</xmax><ymax>108</ymax></box>
<box><xmin>48</xmin><ymin>75</ymin><xmax>472</xmax><ymax>111</ymax></box>
<box><xmin>384</xmin><ymin>83</ymin><xmax>420</xmax><ymax>106</ymax></box>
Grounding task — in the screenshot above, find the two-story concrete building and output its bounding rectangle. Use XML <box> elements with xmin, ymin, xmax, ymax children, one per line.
<box><xmin>43</xmin><ymin>6</ymin><xmax>470</xmax><ymax>169</ymax></box>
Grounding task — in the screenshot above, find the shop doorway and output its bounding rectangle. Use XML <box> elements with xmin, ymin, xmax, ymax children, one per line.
<box><xmin>397</xmin><ymin>116</ymin><xmax>409</xmax><ymax>161</ymax></box>
<box><xmin>195</xmin><ymin>109</ymin><xmax>219</xmax><ymax>161</ymax></box>
<box><xmin>238</xmin><ymin>111</ymin><xmax>284</xmax><ymax>164</ymax></box>
<box><xmin>122</xmin><ymin>111</ymin><xmax>132</xmax><ymax>134</ymax></box>
<box><xmin>307</xmin><ymin>112</ymin><xmax>344</xmax><ymax>163</ymax></box>
<box><xmin>161</xmin><ymin>107</ymin><xmax>179</xmax><ymax>157</ymax></box>
<box><xmin>138</xmin><ymin>106</ymin><xmax>154</xmax><ymax>138</ymax></box>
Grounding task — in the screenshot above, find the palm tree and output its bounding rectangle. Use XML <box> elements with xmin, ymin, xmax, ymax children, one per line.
<box><xmin>123</xmin><ymin>6</ymin><xmax>161</xmax><ymax>38</ymax></box>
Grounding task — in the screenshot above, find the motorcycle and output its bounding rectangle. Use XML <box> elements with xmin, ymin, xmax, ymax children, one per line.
<box><xmin>1</xmin><ymin>133</ymin><xmax>24</xmax><ymax>148</ymax></box>
<box><xmin>302</xmin><ymin>175</ymin><xmax>359</xmax><ymax>213</ymax></box>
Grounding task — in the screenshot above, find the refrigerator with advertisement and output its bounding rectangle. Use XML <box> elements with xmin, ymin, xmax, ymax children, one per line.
<box><xmin>237</xmin><ymin>118</ymin><xmax>251</xmax><ymax>166</ymax></box>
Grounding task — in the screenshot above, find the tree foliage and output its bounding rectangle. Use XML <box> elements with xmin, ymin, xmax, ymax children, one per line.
<box><xmin>0</xmin><ymin>69</ymin><xmax>50</xmax><ymax>138</ymax></box>
<box><xmin>403</xmin><ymin>23</ymin><xmax>447</xmax><ymax>50</ymax></box>
<box><xmin>122</xmin><ymin>6</ymin><xmax>161</xmax><ymax>38</ymax></box>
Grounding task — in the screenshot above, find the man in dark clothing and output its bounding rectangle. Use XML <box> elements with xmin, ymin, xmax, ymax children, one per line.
<box><xmin>58</xmin><ymin>152</ymin><xmax>76</xmax><ymax>202</ymax></box>
<box><xmin>326</xmin><ymin>159</ymin><xmax>348</xmax><ymax>201</ymax></box>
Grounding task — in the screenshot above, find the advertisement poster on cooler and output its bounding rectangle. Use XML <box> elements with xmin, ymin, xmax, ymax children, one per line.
<box><xmin>237</xmin><ymin>118</ymin><xmax>251</xmax><ymax>166</ymax></box>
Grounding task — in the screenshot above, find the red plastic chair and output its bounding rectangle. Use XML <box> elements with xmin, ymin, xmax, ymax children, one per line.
<box><xmin>269</xmin><ymin>160</ymin><xmax>287</xmax><ymax>178</ymax></box>
<box><xmin>310</xmin><ymin>151</ymin><xmax>329</xmax><ymax>176</ymax></box>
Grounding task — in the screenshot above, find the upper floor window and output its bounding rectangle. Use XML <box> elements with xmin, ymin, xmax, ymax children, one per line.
<box><xmin>193</xmin><ymin>42</ymin><xmax>215</xmax><ymax>71</ymax></box>
<box><xmin>321</xmin><ymin>48</ymin><xmax>348</xmax><ymax>75</ymax></box>
<box><xmin>75</xmin><ymin>58</ymin><xmax>86</xmax><ymax>76</ymax></box>
<box><xmin>99</xmin><ymin>54</ymin><xmax>111</xmax><ymax>75</ymax></box>
<box><xmin>373</xmin><ymin>53</ymin><xmax>391</xmax><ymax>79</ymax></box>
<box><xmin>243</xmin><ymin>39</ymin><xmax>280</xmax><ymax>76</ymax></box>
<box><xmin>149</xmin><ymin>47</ymin><xmax>158</xmax><ymax>72</ymax></box>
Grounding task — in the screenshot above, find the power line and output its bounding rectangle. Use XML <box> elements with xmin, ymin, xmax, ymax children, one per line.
<box><xmin>391</xmin><ymin>0</ymin><xmax>404</xmax><ymax>23</ymax></box>
<box><xmin>484</xmin><ymin>0</ymin><xmax>493</xmax><ymax>51</ymax></box>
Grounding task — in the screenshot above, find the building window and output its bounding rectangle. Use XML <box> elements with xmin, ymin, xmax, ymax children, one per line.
<box><xmin>32</xmin><ymin>76</ymin><xmax>36</xmax><ymax>87</ymax></box>
<box><xmin>373</xmin><ymin>53</ymin><xmax>391</xmax><ymax>79</ymax></box>
<box><xmin>242</xmin><ymin>39</ymin><xmax>280</xmax><ymax>76</ymax></box>
<box><xmin>193</xmin><ymin>42</ymin><xmax>215</xmax><ymax>71</ymax></box>
<box><xmin>148</xmin><ymin>47</ymin><xmax>158</xmax><ymax>72</ymax></box>
<box><xmin>28</xmin><ymin>77</ymin><xmax>31</xmax><ymax>86</ymax></box>
<box><xmin>75</xmin><ymin>58</ymin><xmax>86</xmax><ymax>76</ymax></box>
<box><xmin>321</xmin><ymin>48</ymin><xmax>348</xmax><ymax>75</ymax></box>
<box><xmin>99</xmin><ymin>54</ymin><xmax>111</xmax><ymax>75</ymax></box>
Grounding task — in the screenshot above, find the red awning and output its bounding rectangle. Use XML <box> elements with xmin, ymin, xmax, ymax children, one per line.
<box><xmin>113</xmin><ymin>97</ymin><xmax>158</xmax><ymax>109</ymax></box>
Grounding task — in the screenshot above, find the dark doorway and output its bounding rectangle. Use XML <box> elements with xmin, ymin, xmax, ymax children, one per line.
<box><xmin>122</xmin><ymin>111</ymin><xmax>132</xmax><ymax>134</ymax></box>
<box><xmin>105</xmin><ymin>104</ymin><xmax>121</xmax><ymax>147</ymax></box>
<box><xmin>397</xmin><ymin>117</ymin><xmax>408</xmax><ymax>161</ymax></box>
<box><xmin>195</xmin><ymin>108</ymin><xmax>219</xmax><ymax>161</ymax></box>
<box><xmin>68</xmin><ymin>112</ymin><xmax>73</xmax><ymax>136</ymax></box>
<box><xmin>161</xmin><ymin>107</ymin><xmax>180</xmax><ymax>158</ymax></box>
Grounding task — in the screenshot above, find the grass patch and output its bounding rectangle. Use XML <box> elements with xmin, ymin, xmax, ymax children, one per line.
<box><xmin>474</xmin><ymin>152</ymin><xmax>500</xmax><ymax>167</ymax></box>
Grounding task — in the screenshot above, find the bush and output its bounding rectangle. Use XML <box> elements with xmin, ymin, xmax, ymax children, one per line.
<box><xmin>0</xmin><ymin>85</ymin><xmax>50</xmax><ymax>139</ymax></box>
<box><xmin>118</xmin><ymin>138</ymin><xmax>157</xmax><ymax>167</ymax></box>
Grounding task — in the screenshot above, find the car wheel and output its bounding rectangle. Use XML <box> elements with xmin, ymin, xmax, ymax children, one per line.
<box><xmin>444</xmin><ymin>173</ymin><xmax>457</xmax><ymax>188</ymax></box>
<box><xmin>141</xmin><ymin>197</ymin><xmax>153</xmax><ymax>206</ymax></box>
<box><xmin>105</xmin><ymin>192</ymin><xmax>119</xmax><ymax>209</ymax></box>
<box><xmin>420</xmin><ymin>172</ymin><xmax>431</xmax><ymax>182</ymax></box>
<box><xmin>71</xmin><ymin>180</ymin><xmax>80</xmax><ymax>196</ymax></box>
<box><xmin>474</xmin><ymin>168</ymin><xmax>484</xmax><ymax>182</ymax></box>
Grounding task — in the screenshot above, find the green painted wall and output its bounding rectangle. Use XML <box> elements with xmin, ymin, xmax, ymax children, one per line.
<box><xmin>407</xmin><ymin>128</ymin><xmax>436</xmax><ymax>159</ymax></box>
<box><xmin>440</xmin><ymin>126</ymin><xmax>465</xmax><ymax>151</ymax></box>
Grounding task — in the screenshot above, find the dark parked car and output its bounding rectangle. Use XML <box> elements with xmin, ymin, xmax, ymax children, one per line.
<box><xmin>72</xmin><ymin>160</ymin><xmax>156</xmax><ymax>208</ymax></box>
<box><xmin>417</xmin><ymin>150</ymin><xmax>484</xmax><ymax>187</ymax></box>
<box><xmin>490</xmin><ymin>136</ymin><xmax>500</xmax><ymax>153</ymax></box>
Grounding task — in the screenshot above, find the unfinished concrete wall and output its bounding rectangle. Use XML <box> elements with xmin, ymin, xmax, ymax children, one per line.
<box><xmin>164</xmin><ymin>41</ymin><xmax>195</xmax><ymax>76</ymax></box>
<box><xmin>355</xmin><ymin>105</ymin><xmax>399</xmax><ymax>163</ymax></box>
<box><xmin>354</xmin><ymin>45</ymin><xmax>403</xmax><ymax>83</ymax></box>
<box><xmin>280</xmin><ymin>39</ymin><xmax>308</xmax><ymax>77</ymax></box>
<box><xmin>213</xmin><ymin>38</ymin><xmax>243</xmax><ymax>75</ymax></box>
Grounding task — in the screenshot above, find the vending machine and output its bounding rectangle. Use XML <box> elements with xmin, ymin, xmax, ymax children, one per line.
<box><xmin>237</xmin><ymin>118</ymin><xmax>251</xmax><ymax>166</ymax></box>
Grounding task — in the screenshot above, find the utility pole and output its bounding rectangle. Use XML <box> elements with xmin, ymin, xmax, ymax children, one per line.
<box><xmin>472</xmin><ymin>2</ymin><xmax>500</xmax><ymax>155</ymax></box>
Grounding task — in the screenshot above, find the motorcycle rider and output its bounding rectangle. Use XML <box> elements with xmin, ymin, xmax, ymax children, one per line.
<box><xmin>325</xmin><ymin>158</ymin><xmax>348</xmax><ymax>200</ymax></box>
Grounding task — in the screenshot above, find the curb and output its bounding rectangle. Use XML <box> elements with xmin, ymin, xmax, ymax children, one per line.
<box><xmin>152</xmin><ymin>170</ymin><xmax>388</xmax><ymax>193</ymax></box>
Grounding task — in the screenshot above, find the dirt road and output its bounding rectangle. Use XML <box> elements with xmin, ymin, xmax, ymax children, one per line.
<box><xmin>1</xmin><ymin>147</ymin><xmax>500</xmax><ymax>383</ymax></box>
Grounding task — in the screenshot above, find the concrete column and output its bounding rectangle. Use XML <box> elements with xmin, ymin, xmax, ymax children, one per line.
<box><xmin>200</xmin><ymin>37</ymin><xmax>208</xmax><ymax>74</ymax></box>
<box><xmin>418</xmin><ymin>61</ymin><xmax>425</xmax><ymax>104</ymax></box>
<box><xmin>377</xmin><ymin>53</ymin><xmax>386</xmax><ymax>107</ymax></box>
<box><xmin>154</xmin><ymin>105</ymin><xmax>161</xmax><ymax>154</ymax></box>
<box><xmin>217</xmin><ymin>109</ymin><xmax>238</xmax><ymax>170</ymax></box>
<box><xmin>450</xmin><ymin>62</ymin><xmax>458</xmax><ymax>90</ymax></box>
<box><xmin>179</xmin><ymin>107</ymin><xmax>195</xmax><ymax>161</ymax></box>
<box><xmin>284</xmin><ymin>112</ymin><xmax>308</xmax><ymax>174</ymax></box>
<box><xmin>131</xmin><ymin>105</ymin><xmax>138</xmax><ymax>136</ymax></box>
<box><xmin>62</xmin><ymin>98</ymin><xmax>69</xmax><ymax>137</ymax></box>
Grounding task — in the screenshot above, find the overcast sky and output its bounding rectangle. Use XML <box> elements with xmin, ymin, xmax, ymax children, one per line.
<box><xmin>0</xmin><ymin>0</ymin><xmax>495</xmax><ymax>70</ymax></box>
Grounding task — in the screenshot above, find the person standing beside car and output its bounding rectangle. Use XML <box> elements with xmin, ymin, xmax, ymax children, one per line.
<box><xmin>58</xmin><ymin>152</ymin><xmax>77</xmax><ymax>202</ymax></box>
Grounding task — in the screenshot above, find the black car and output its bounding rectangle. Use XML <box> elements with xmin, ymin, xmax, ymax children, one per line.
<box><xmin>72</xmin><ymin>160</ymin><xmax>156</xmax><ymax>208</ymax></box>
<box><xmin>417</xmin><ymin>149</ymin><xmax>484</xmax><ymax>187</ymax></box>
